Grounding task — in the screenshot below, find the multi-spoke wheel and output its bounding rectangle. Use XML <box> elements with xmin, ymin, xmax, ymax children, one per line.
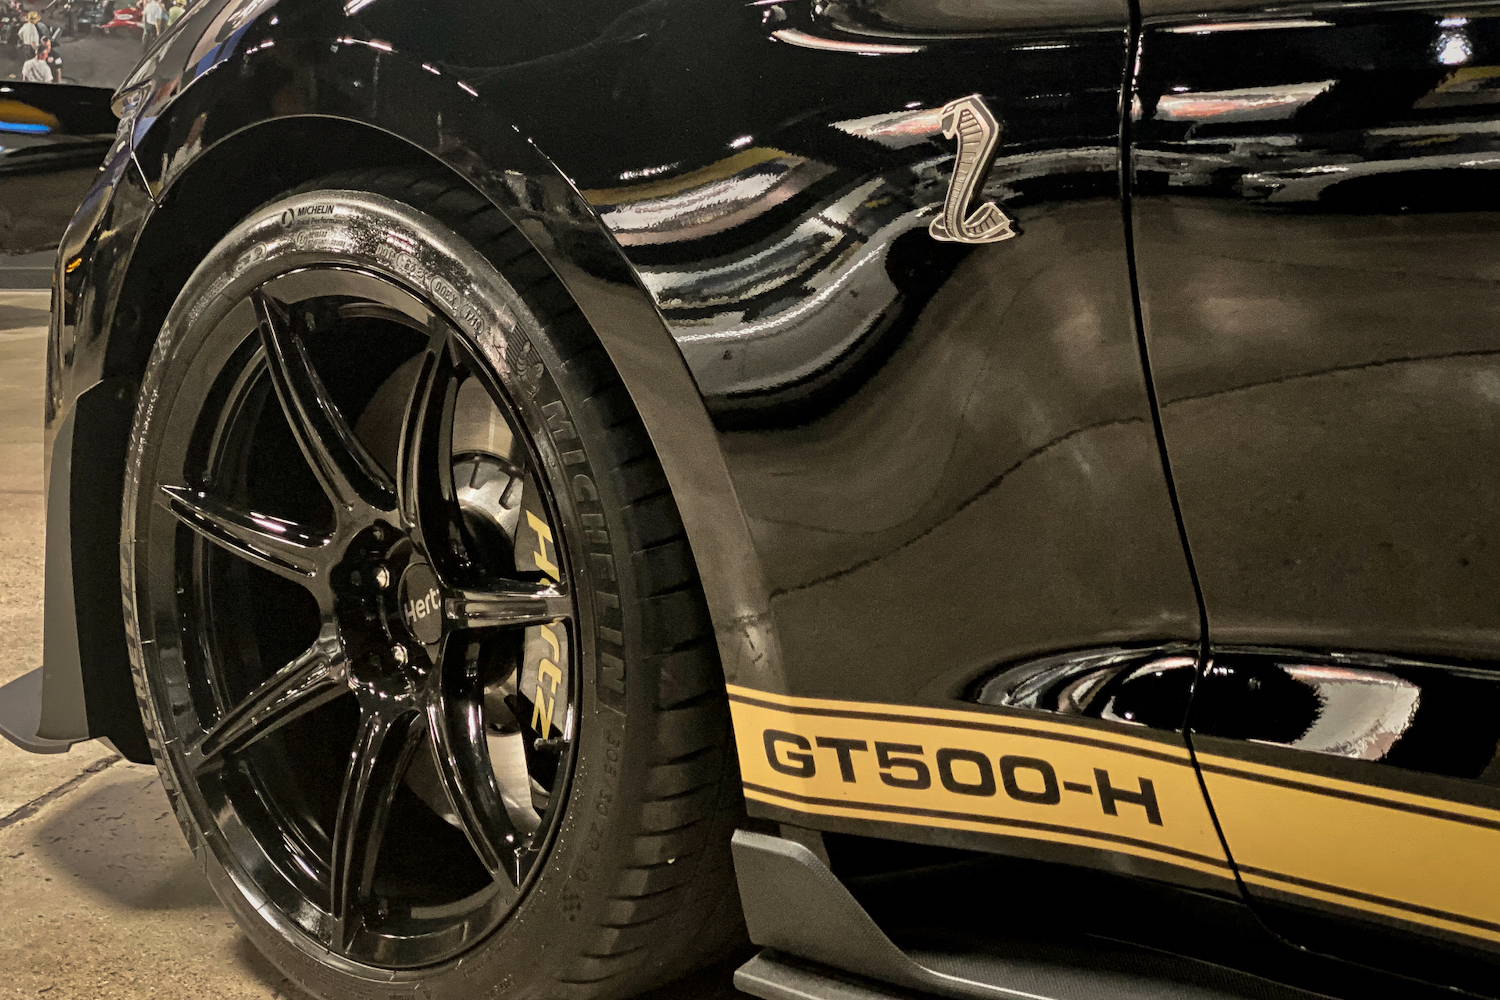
<box><xmin>122</xmin><ymin>171</ymin><xmax>744</xmax><ymax>998</ymax></box>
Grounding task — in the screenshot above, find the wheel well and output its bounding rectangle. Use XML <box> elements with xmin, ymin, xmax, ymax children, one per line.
<box><xmin>104</xmin><ymin>116</ymin><xmax>438</xmax><ymax>382</ymax></box>
<box><xmin>78</xmin><ymin>113</ymin><xmax>778</xmax><ymax>756</ymax></box>
<box><xmin>69</xmin><ymin>117</ymin><xmax>457</xmax><ymax>760</ymax></box>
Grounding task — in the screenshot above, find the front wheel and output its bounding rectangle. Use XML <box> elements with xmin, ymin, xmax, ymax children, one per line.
<box><xmin>121</xmin><ymin>169</ymin><xmax>745</xmax><ymax>999</ymax></box>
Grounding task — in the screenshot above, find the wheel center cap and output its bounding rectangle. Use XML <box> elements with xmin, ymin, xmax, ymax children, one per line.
<box><xmin>397</xmin><ymin>561</ymin><xmax>444</xmax><ymax>645</ymax></box>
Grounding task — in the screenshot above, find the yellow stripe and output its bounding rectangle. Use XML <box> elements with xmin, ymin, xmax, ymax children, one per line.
<box><xmin>742</xmin><ymin>788</ymin><xmax>1233</xmax><ymax>880</ymax></box>
<box><xmin>729</xmin><ymin>690</ymin><xmax>1500</xmax><ymax>945</ymax></box>
<box><xmin>729</xmin><ymin>689</ymin><xmax>1231</xmax><ymax>879</ymax></box>
<box><xmin>1196</xmin><ymin>751</ymin><xmax>1500</xmax><ymax>825</ymax></box>
<box><xmin>1197</xmin><ymin>759</ymin><xmax>1500</xmax><ymax>943</ymax></box>
<box><xmin>1238</xmin><ymin>872</ymin><xmax>1500</xmax><ymax>944</ymax></box>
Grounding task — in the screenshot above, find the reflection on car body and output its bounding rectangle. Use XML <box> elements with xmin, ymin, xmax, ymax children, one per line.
<box><xmin>1</xmin><ymin>0</ymin><xmax>1500</xmax><ymax>998</ymax></box>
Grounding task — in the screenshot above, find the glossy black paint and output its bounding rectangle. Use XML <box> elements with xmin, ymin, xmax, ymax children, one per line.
<box><xmin>1133</xmin><ymin>4</ymin><xmax>1500</xmax><ymax>979</ymax></box>
<box><xmin>47</xmin><ymin>0</ymin><xmax>1203</xmax><ymax>728</ymax></box>
<box><xmin>1132</xmin><ymin>7</ymin><xmax>1500</xmax><ymax>661</ymax></box>
<box><xmin>980</xmin><ymin>641</ymin><xmax>1500</xmax><ymax>791</ymax></box>
<box><xmin>540</xmin><ymin>0</ymin><xmax>1202</xmax><ymax>709</ymax></box>
<box><xmin>494</xmin><ymin>0</ymin><xmax>1208</xmax><ymax>897</ymax></box>
<box><xmin>304</xmin><ymin>0</ymin><xmax>1205</xmax><ymax>712</ymax></box>
<box><xmin>1195</xmin><ymin>648</ymin><xmax>1500</xmax><ymax>784</ymax></box>
<box><xmin>971</xmin><ymin>643</ymin><xmax>1198</xmax><ymax>731</ymax></box>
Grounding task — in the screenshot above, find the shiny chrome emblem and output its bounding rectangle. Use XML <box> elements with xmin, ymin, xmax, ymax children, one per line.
<box><xmin>929</xmin><ymin>95</ymin><xmax>1017</xmax><ymax>245</ymax></box>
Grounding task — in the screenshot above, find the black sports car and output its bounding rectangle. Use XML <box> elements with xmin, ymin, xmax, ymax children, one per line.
<box><xmin>2</xmin><ymin>1</ymin><xmax>1499</xmax><ymax>998</ymax></box>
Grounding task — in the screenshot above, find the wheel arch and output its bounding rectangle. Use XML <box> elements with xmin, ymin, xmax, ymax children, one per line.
<box><xmin>102</xmin><ymin>117</ymin><xmax>432</xmax><ymax>382</ymax></box>
<box><xmin>52</xmin><ymin>53</ymin><xmax>777</xmax><ymax>758</ymax></box>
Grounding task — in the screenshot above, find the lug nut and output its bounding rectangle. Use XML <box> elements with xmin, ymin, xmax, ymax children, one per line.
<box><xmin>391</xmin><ymin>644</ymin><xmax>408</xmax><ymax>667</ymax></box>
<box><xmin>374</xmin><ymin>565</ymin><xmax>391</xmax><ymax>590</ymax></box>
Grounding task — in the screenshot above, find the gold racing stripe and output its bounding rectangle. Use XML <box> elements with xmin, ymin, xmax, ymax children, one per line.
<box><xmin>727</xmin><ymin>686</ymin><xmax>1234</xmax><ymax>880</ymax></box>
<box><xmin>1196</xmin><ymin>753</ymin><xmax>1500</xmax><ymax>944</ymax></box>
<box><xmin>729</xmin><ymin>688</ymin><xmax>1500</xmax><ymax>944</ymax></box>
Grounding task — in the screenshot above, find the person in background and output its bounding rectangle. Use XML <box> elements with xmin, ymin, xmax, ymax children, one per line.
<box><xmin>141</xmin><ymin>0</ymin><xmax>162</xmax><ymax>45</ymax></box>
<box><xmin>18</xmin><ymin>9</ymin><xmax>40</xmax><ymax>54</ymax></box>
<box><xmin>166</xmin><ymin>0</ymin><xmax>182</xmax><ymax>26</ymax></box>
<box><xmin>21</xmin><ymin>38</ymin><xmax>52</xmax><ymax>81</ymax></box>
<box><xmin>42</xmin><ymin>35</ymin><xmax>60</xmax><ymax>80</ymax></box>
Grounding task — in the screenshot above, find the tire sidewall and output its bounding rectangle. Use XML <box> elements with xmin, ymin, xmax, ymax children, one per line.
<box><xmin>122</xmin><ymin>190</ymin><xmax>652</xmax><ymax>1000</ymax></box>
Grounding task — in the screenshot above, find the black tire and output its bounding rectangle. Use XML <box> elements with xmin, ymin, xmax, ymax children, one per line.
<box><xmin>121</xmin><ymin>167</ymin><xmax>745</xmax><ymax>999</ymax></box>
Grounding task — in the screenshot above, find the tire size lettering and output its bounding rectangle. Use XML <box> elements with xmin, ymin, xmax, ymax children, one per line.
<box><xmin>763</xmin><ymin>728</ymin><xmax>1163</xmax><ymax>826</ymax></box>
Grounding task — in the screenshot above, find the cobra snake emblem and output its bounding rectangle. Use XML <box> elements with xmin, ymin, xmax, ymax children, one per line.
<box><xmin>929</xmin><ymin>95</ymin><xmax>1017</xmax><ymax>245</ymax></box>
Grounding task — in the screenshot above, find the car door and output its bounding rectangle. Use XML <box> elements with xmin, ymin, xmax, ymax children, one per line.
<box><xmin>1131</xmin><ymin>5</ymin><xmax>1500</xmax><ymax>989</ymax></box>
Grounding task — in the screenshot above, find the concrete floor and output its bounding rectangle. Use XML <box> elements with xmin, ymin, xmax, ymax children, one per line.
<box><xmin>0</xmin><ymin>256</ymin><xmax>53</xmax><ymax>291</ymax></box>
<box><xmin>0</xmin><ymin>290</ymin><xmax>742</xmax><ymax>1000</ymax></box>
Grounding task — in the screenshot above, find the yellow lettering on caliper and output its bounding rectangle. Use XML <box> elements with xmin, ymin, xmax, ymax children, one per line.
<box><xmin>525</xmin><ymin>510</ymin><xmax>565</xmax><ymax>739</ymax></box>
<box><xmin>526</xmin><ymin>510</ymin><xmax>561</xmax><ymax>581</ymax></box>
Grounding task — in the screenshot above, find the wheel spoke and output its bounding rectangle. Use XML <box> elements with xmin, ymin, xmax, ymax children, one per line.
<box><xmin>446</xmin><ymin>585</ymin><xmax>571</xmax><ymax>631</ymax></box>
<box><xmin>253</xmin><ymin>289</ymin><xmax>397</xmax><ymax>518</ymax></box>
<box><xmin>160</xmin><ymin>485</ymin><xmax>332</xmax><ymax>585</ymax></box>
<box><xmin>427</xmin><ymin>660</ymin><xmax>523</xmax><ymax>886</ymax></box>
<box><xmin>396</xmin><ymin>326</ymin><xmax>468</xmax><ymax>567</ymax></box>
<box><xmin>186</xmin><ymin>625</ymin><xmax>349</xmax><ymax>772</ymax></box>
<box><xmin>329</xmin><ymin>702</ymin><xmax>423</xmax><ymax>953</ymax></box>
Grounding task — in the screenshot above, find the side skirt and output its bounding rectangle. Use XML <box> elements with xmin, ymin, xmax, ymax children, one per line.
<box><xmin>730</xmin><ymin>829</ymin><xmax>1336</xmax><ymax>1000</ymax></box>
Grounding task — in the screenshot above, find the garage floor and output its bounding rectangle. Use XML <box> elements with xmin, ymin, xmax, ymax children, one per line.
<box><xmin>0</xmin><ymin>290</ymin><xmax>743</xmax><ymax>1000</ymax></box>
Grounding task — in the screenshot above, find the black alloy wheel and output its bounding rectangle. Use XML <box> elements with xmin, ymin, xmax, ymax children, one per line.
<box><xmin>148</xmin><ymin>265</ymin><xmax>580</xmax><ymax>965</ymax></box>
<box><xmin>123</xmin><ymin>171</ymin><xmax>744</xmax><ymax>997</ymax></box>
